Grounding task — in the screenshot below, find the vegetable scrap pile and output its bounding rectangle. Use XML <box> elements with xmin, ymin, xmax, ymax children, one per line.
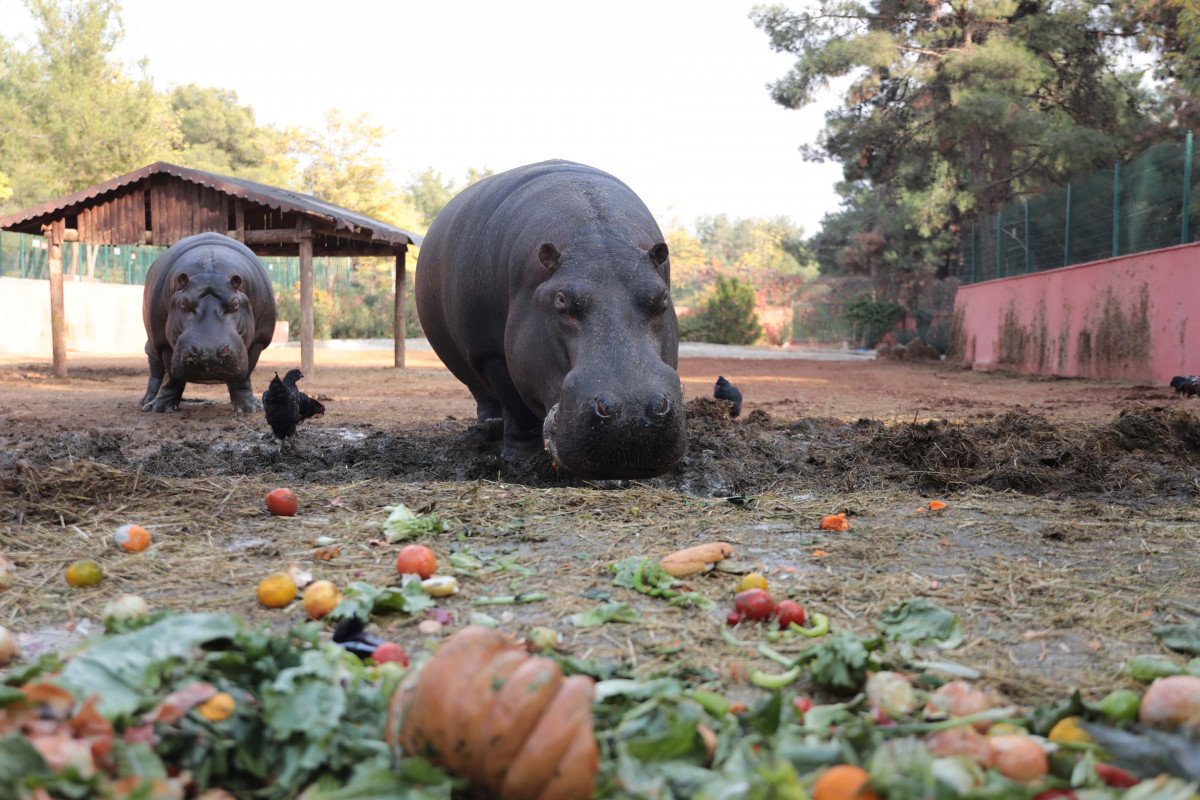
<box><xmin>3</xmin><ymin>549</ymin><xmax>1199</xmax><ymax>798</ymax></box>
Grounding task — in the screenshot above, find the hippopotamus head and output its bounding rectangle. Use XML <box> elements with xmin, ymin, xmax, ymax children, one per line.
<box><xmin>165</xmin><ymin>253</ymin><xmax>257</xmax><ymax>384</ymax></box>
<box><xmin>506</xmin><ymin>237</ymin><xmax>685</xmax><ymax>479</ymax></box>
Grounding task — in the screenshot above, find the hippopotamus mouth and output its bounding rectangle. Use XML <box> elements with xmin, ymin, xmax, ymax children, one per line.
<box><xmin>542</xmin><ymin>403</ymin><xmax>561</xmax><ymax>467</ymax></box>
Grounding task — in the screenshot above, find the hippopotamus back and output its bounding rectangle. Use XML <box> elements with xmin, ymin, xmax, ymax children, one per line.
<box><xmin>141</xmin><ymin>232</ymin><xmax>276</xmax><ymax>413</ymax></box>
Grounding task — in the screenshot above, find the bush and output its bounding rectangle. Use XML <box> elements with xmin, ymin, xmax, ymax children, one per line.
<box><xmin>843</xmin><ymin>294</ymin><xmax>903</xmax><ymax>348</ymax></box>
<box><xmin>678</xmin><ymin>275</ymin><xmax>763</xmax><ymax>345</ymax></box>
<box><xmin>274</xmin><ymin>279</ymin><xmax>423</xmax><ymax>340</ymax></box>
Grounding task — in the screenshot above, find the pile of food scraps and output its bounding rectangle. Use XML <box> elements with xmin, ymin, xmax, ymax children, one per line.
<box><xmin>3</xmin><ymin>517</ymin><xmax>1199</xmax><ymax>800</ymax></box>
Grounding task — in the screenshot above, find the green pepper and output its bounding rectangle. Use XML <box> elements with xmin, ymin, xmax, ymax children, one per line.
<box><xmin>790</xmin><ymin>613</ymin><xmax>830</xmax><ymax>638</ymax></box>
<box><xmin>750</xmin><ymin>666</ymin><xmax>802</xmax><ymax>689</ymax></box>
<box><xmin>693</xmin><ymin>688</ymin><xmax>732</xmax><ymax>718</ymax></box>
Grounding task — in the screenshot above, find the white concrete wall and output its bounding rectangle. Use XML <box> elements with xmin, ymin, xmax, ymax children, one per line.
<box><xmin>0</xmin><ymin>277</ymin><xmax>287</xmax><ymax>357</ymax></box>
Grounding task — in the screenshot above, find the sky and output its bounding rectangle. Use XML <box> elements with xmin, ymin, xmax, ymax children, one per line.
<box><xmin>1</xmin><ymin>0</ymin><xmax>846</xmax><ymax>234</ymax></box>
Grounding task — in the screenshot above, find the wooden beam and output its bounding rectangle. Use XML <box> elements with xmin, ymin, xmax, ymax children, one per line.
<box><xmin>242</xmin><ymin>228</ymin><xmax>299</xmax><ymax>245</ymax></box>
<box><xmin>234</xmin><ymin>199</ymin><xmax>245</xmax><ymax>241</ymax></box>
<box><xmin>43</xmin><ymin>220</ymin><xmax>67</xmax><ymax>378</ymax></box>
<box><xmin>299</xmin><ymin>224</ymin><xmax>315</xmax><ymax>376</ymax></box>
<box><xmin>394</xmin><ymin>248</ymin><xmax>407</xmax><ymax>369</ymax></box>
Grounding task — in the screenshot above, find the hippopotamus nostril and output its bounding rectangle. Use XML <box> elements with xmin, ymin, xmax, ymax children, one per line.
<box><xmin>219</xmin><ymin>345</ymin><xmax>232</xmax><ymax>357</ymax></box>
<box><xmin>591</xmin><ymin>395</ymin><xmax>613</xmax><ymax>419</ymax></box>
<box><xmin>650</xmin><ymin>394</ymin><xmax>670</xmax><ymax>416</ymax></box>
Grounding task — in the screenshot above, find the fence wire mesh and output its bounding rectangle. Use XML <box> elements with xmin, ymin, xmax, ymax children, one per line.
<box><xmin>962</xmin><ymin>132</ymin><xmax>1198</xmax><ymax>283</ymax></box>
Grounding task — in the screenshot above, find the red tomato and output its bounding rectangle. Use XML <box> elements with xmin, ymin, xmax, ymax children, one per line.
<box><xmin>1033</xmin><ymin>792</ymin><xmax>1077</xmax><ymax>800</ymax></box>
<box><xmin>1094</xmin><ymin>764</ymin><xmax>1138</xmax><ymax>789</ymax></box>
<box><xmin>725</xmin><ymin>610</ymin><xmax>744</xmax><ymax>626</ymax></box>
<box><xmin>793</xmin><ymin>695</ymin><xmax>814</xmax><ymax>715</ymax></box>
<box><xmin>371</xmin><ymin>642</ymin><xmax>409</xmax><ymax>666</ymax></box>
<box><xmin>774</xmin><ymin>600</ymin><xmax>807</xmax><ymax>629</ymax></box>
<box><xmin>395</xmin><ymin>545</ymin><xmax>437</xmax><ymax>579</ymax></box>
<box><xmin>733</xmin><ymin>589</ymin><xmax>774</xmax><ymax>621</ymax></box>
<box><xmin>265</xmin><ymin>488</ymin><xmax>298</xmax><ymax>517</ymax></box>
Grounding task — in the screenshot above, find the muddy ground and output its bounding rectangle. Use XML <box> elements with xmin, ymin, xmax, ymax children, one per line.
<box><xmin>1</xmin><ymin>348</ymin><xmax>1198</xmax><ymax>707</ymax></box>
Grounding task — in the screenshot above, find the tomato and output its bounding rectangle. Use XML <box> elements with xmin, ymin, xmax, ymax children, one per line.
<box><xmin>733</xmin><ymin>589</ymin><xmax>774</xmax><ymax>621</ymax></box>
<box><xmin>265</xmin><ymin>488</ymin><xmax>298</xmax><ymax>516</ymax></box>
<box><xmin>726</xmin><ymin>610</ymin><xmax>744</xmax><ymax>626</ymax></box>
<box><xmin>793</xmin><ymin>695</ymin><xmax>814</xmax><ymax>715</ymax></box>
<box><xmin>774</xmin><ymin>600</ymin><xmax>806</xmax><ymax>629</ymax></box>
<box><xmin>396</xmin><ymin>545</ymin><xmax>438</xmax><ymax>579</ymax></box>
<box><xmin>1033</xmin><ymin>792</ymin><xmax>1076</xmax><ymax>800</ymax></box>
<box><xmin>372</xmin><ymin>642</ymin><xmax>409</xmax><ymax>666</ymax></box>
<box><xmin>1094</xmin><ymin>763</ymin><xmax>1139</xmax><ymax>789</ymax></box>
<box><xmin>737</xmin><ymin>573</ymin><xmax>768</xmax><ymax>593</ymax></box>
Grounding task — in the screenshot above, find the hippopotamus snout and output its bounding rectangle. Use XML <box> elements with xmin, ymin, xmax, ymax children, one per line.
<box><xmin>545</xmin><ymin>366</ymin><xmax>685</xmax><ymax>479</ymax></box>
<box><xmin>171</xmin><ymin>334</ymin><xmax>248</xmax><ymax>383</ymax></box>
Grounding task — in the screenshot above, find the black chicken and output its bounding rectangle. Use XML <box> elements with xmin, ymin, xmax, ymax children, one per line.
<box><xmin>1170</xmin><ymin>375</ymin><xmax>1200</xmax><ymax>397</ymax></box>
<box><xmin>262</xmin><ymin>368</ymin><xmax>325</xmax><ymax>444</ymax></box>
<box><xmin>713</xmin><ymin>375</ymin><xmax>743</xmax><ymax>418</ymax></box>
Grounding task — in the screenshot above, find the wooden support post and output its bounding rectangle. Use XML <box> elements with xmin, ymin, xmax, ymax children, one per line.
<box><xmin>299</xmin><ymin>225</ymin><xmax>315</xmax><ymax>376</ymax></box>
<box><xmin>43</xmin><ymin>220</ymin><xmax>67</xmax><ymax>378</ymax></box>
<box><xmin>394</xmin><ymin>248</ymin><xmax>407</xmax><ymax>369</ymax></box>
<box><xmin>234</xmin><ymin>199</ymin><xmax>245</xmax><ymax>242</ymax></box>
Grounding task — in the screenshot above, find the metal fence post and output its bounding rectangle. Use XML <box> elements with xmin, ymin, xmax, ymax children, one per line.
<box><xmin>995</xmin><ymin>211</ymin><xmax>1003</xmax><ymax>278</ymax></box>
<box><xmin>1024</xmin><ymin>198</ymin><xmax>1032</xmax><ymax>273</ymax></box>
<box><xmin>1112</xmin><ymin>160</ymin><xmax>1121</xmax><ymax>257</ymax></box>
<box><xmin>1064</xmin><ymin>183</ymin><xmax>1072</xmax><ymax>265</ymax></box>
<box><xmin>970</xmin><ymin>223</ymin><xmax>977</xmax><ymax>283</ymax></box>
<box><xmin>19</xmin><ymin>233</ymin><xmax>25</xmax><ymax>278</ymax></box>
<box><xmin>1183</xmin><ymin>130</ymin><xmax>1193</xmax><ymax>244</ymax></box>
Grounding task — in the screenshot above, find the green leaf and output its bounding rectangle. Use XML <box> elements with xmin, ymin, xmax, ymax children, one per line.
<box><xmin>1153</xmin><ymin>623</ymin><xmax>1200</xmax><ymax>655</ymax></box>
<box><xmin>0</xmin><ymin>733</ymin><xmax>49</xmax><ymax>800</ymax></box>
<box><xmin>301</xmin><ymin>759</ymin><xmax>457</xmax><ymax>798</ymax></box>
<box><xmin>806</xmin><ymin>630</ymin><xmax>877</xmax><ymax>693</ymax></box>
<box><xmin>1030</xmin><ymin>689</ymin><xmax>1086</xmax><ymax>736</ymax></box>
<box><xmin>569</xmin><ymin>602</ymin><xmax>643</xmax><ymax>628</ymax></box>
<box><xmin>55</xmin><ymin>612</ymin><xmax>239</xmax><ymax>718</ymax></box>
<box><xmin>382</xmin><ymin>504</ymin><xmax>444</xmax><ymax>542</ymax></box>
<box><xmin>877</xmin><ymin>598</ymin><xmax>964</xmax><ymax>649</ymax></box>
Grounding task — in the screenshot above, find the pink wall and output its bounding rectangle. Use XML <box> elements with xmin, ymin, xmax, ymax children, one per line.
<box><xmin>952</xmin><ymin>242</ymin><xmax>1200</xmax><ymax>384</ymax></box>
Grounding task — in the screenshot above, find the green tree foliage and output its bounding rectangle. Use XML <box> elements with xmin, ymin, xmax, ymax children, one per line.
<box><xmin>0</xmin><ymin>0</ymin><xmax>179</xmax><ymax>211</ymax></box>
<box><xmin>169</xmin><ymin>84</ymin><xmax>295</xmax><ymax>185</ymax></box>
<box><xmin>752</xmin><ymin>0</ymin><xmax>1155</xmax><ymax>282</ymax></box>
<box><xmin>405</xmin><ymin>166</ymin><xmax>495</xmax><ymax>227</ymax></box>
<box><xmin>678</xmin><ymin>275</ymin><xmax>764</xmax><ymax>345</ymax></box>
<box><xmin>1116</xmin><ymin>0</ymin><xmax>1200</xmax><ymax>131</ymax></box>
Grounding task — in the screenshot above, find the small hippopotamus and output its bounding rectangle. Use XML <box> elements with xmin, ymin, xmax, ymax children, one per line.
<box><xmin>415</xmin><ymin>160</ymin><xmax>685</xmax><ymax>479</ymax></box>
<box><xmin>140</xmin><ymin>232</ymin><xmax>276</xmax><ymax>412</ymax></box>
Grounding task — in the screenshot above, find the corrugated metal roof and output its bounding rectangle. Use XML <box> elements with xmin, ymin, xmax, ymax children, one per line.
<box><xmin>0</xmin><ymin>161</ymin><xmax>422</xmax><ymax>247</ymax></box>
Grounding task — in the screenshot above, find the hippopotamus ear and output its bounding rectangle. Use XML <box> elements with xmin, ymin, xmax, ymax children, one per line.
<box><xmin>648</xmin><ymin>242</ymin><xmax>669</xmax><ymax>268</ymax></box>
<box><xmin>172</xmin><ymin>272</ymin><xmax>190</xmax><ymax>291</ymax></box>
<box><xmin>537</xmin><ymin>243</ymin><xmax>561</xmax><ymax>271</ymax></box>
<box><xmin>229</xmin><ymin>274</ymin><xmax>243</xmax><ymax>292</ymax></box>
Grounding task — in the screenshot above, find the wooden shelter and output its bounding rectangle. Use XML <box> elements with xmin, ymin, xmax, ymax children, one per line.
<box><xmin>0</xmin><ymin>162</ymin><xmax>422</xmax><ymax>378</ymax></box>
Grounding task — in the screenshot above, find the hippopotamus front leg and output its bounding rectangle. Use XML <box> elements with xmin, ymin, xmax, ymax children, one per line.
<box><xmin>143</xmin><ymin>349</ymin><xmax>187</xmax><ymax>412</ymax></box>
<box><xmin>140</xmin><ymin>341</ymin><xmax>164</xmax><ymax>407</ymax></box>
<box><xmin>479</xmin><ymin>360</ymin><xmax>542</xmax><ymax>461</ymax></box>
<box><xmin>227</xmin><ymin>342</ymin><xmax>266</xmax><ymax>413</ymax></box>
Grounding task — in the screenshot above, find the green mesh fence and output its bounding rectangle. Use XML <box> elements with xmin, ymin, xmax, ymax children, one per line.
<box><xmin>0</xmin><ymin>231</ymin><xmax>360</xmax><ymax>292</ymax></box>
<box><xmin>962</xmin><ymin>131</ymin><xmax>1198</xmax><ymax>283</ymax></box>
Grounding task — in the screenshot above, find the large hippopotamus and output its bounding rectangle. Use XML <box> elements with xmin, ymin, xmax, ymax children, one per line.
<box><xmin>416</xmin><ymin>160</ymin><xmax>685</xmax><ymax>479</ymax></box>
<box><xmin>140</xmin><ymin>232</ymin><xmax>276</xmax><ymax>413</ymax></box>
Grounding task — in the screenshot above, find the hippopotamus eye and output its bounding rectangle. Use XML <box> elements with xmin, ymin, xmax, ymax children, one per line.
<box><xmin>180</xmin><ymin>299</ymin><xmax>195</xmax><ymax>314</ymax></box>
<box><xmin>227</xmin><ymin>297</ymin><xmax>240</xmax><ymax>313</ymax></box>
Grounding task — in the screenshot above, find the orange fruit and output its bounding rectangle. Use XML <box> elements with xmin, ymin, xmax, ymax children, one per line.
<box><xmin>928</xmin><ymin>500</ymin><xmax>947</xmax><ymax>512</ymax></box>
<box><xmin>302</xmin><ymin>580</ymin><xmax>342</xmax><ymax>620</ymax></box>
<box><xmin>114</xmin><ymin>524</ymin><xmax>151</xmax><ymax>553</ymax></box>
<box><xmin>257</xmin><ymin>571</ymin><xmax>297</xmax><ymax>608</ymax></box>
<box><xmin>197</xmin><ymin>692</ymin><xmax>236</xmax><ymax>722</ymax></box>
<box><xmin>396</xmin><ymin>545</ymin><xmax>437</xmax><ymax>579</ymax></box>
<box><xmin>812</xmin><ymin>764</ymin><xmax>879</xmax><ymax>800</ymax></box>
<box><xmin>265</xmin><ymin>488</ymin><xmax>298</xmax><ymax>517</ymax></box>
<box><xmin>65</xmin><ymin>560</ymin><xmax>103</xmax><ymax>588</ymax></box>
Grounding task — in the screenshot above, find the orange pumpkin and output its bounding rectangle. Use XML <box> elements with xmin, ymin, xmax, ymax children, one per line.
<box><xmin>388</xmin><ymin>626</ymin><xmax>598</xmax><ymax>800</ymax></box>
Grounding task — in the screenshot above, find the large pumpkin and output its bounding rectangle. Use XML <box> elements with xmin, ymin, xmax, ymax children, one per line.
<box><xmin>386</xmin><ymin>626</ymin><xmax>599</xmax><ymax>800</ymax></box>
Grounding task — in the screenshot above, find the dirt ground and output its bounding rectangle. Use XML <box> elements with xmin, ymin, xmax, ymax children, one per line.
<box><xmin>2</xmin><ymin>347</ymin><xmax>1198</xmax><ymax>707</ymax></box>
